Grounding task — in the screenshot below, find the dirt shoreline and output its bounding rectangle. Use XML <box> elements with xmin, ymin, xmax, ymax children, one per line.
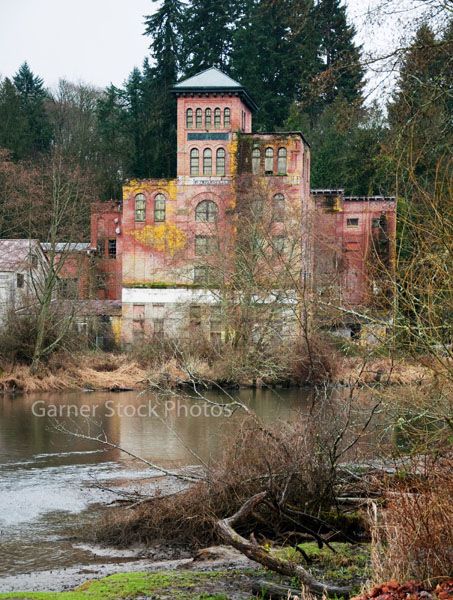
<box><xmin>0</xmin><ymin>351</ymin><xmax>438</xmax><ymax>395</ymax></box>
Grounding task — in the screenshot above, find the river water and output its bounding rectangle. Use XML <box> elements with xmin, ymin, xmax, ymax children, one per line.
<box><xmin>0</xmin><ymin>388</ymin><xmax>309</xmax><ymax>579</ymax></box>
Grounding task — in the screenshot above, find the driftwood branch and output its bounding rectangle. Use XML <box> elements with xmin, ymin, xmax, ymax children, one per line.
<box><xmin>216</xmin><ymin>491</ymin><xmax>351</xmax><ymax>596</ymax></box>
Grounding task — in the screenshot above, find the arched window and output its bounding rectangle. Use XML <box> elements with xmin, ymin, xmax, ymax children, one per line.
<box><xmin>205</xmin><ymin>108</ymin><xmax>212</xmax><ymax>128</ymax></box>
<box><xmin>190</xmin><ymin>148</ymin><xmax>199</xmax><ymax>176</ymax></box>
<box><xmin>273</xmin><ymin>193</ymin><xmax>285</xmax><ymax>222</ymax></box>
<box><xmin>135</xmin><ymin>193</ymin><xmax>146</xmax><ymax>222</ymax></box>
<box><xmin>195</xmin><ymin>200</ymin><xmax>218</xmax><ymax>223</ymax></box>
<box><xmin>223</xmin><ymin>108</ymin><xmax>231</xmax><ymax>127</ymax></box>
<box><xmin>203</xmin><ymin>148</ymin><xmax>212</xmax><ymax>175</ymax></box>
<box><xmin>186</xmin><ymin>108</ymin><xmax>193</xmax><ymax>129</ymax></box>
<box><xmin>252</xmin><ymin>146</ymin><xmax>260</xmax><ymax>174</ymax></box>
<box><xmin>277</xmin><ymin>147</ymin><xmax>287</xmax><ymax>175</ymax></box>
<box><xmin>214</xmin><ymin>108</ymin><xmax>221</xmax><ymax>128</ymax></box>
<box><xmin>195</xmin><ymin>108</ymin><xmax>202</xmax><ymax>128</ymax></box>
<box><xmin>216</xmin><ymin>148</ymin><xmax>226</xmax><ymax>176</ymax></box>
<box><xmin>265</xmin><ymin>147</ymin><xmax>274</xmax><ymax>174</ymax></box>
<box><xmin>154</xmin><ymin>193</ymin><xmax>166</xmax><ymax>222</ymax></box>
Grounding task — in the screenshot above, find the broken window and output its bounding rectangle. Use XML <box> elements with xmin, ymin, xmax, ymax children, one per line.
<box><xmin>108</xmin><ymin>239</ymin><xmax>116</xmax><ymax>259</ymax></box>
<box><xmin>216</xmin><ymin>148</ymin><xmax>226</xmax><ymax>176</ymax></box>
<box><xmin>154</xmin><ymin>193</ymin><xmax>166</xmax><ymax>222</ymax></box>
<box><xmin>265</xmin><ymin>147</ymin><xmax>274</xmax><ymax>174</ymax></box>
<box><xmin>272</xmin><ymin>193</ymin><xmax>285</xmax><ymax>222</ymax></box>
<box><xmin>135</xmin><ymin>193</ymin><xmax>146</xmax><ymax>222</ymax></box>
<box><xmin>97</xmin><ymin>239</ymin><xmax>105</xmax><ymax>256</ymax></box>
<box><xmin>277</xmin><ymin>147</ymin><xmax>287</xmax><ymax>175</ymax></box>
<box><xmin>203</xmin><ymin>148</ymin><xmax>212</xmax><ymax>175</ymax></box>
<box><xmin>186</xmin><ymin>108</ymin><xmax>193</xmax><ymax>128</ymax></box>
<box><xmin>214</xmin><ymin>108</ymin><xmax>221</xmax><ymax>128</ymax></box>
<box><xmin>224</xmin><ymin>108</ymin><xmax>231</xmax><ymax>127</ymax></box>
<box><xmin>190</xmin><ymin>148</ymin><xmax>199</xmax><ymax>176</ymax></box>
<box><xmin>195</xmin><ymin>200</ymin><xmax>218</xmax><ymax>222</ymax></box>
<box><xmin>16</xmin><ymin>273</ymin><xmax>24</xmax><ymax>288</ymax></box>
<box><xmin>195</xmin><ymin>108</ymin><xmax>202</xmax><ymax>128</ymax></box>
<box><xmin>205</xmin><ymin>108</ymin><xmax>211</xmax><ymax>128</ymax></box>
<box><xmin>252</xmin><ymin>146</ymin><xmax>260</xmax><ymax>174</ymax></box>
<box><xmin>347</xmin><ymin>218</ymin><xmax>359</xmax><ymax>227</ymax></box>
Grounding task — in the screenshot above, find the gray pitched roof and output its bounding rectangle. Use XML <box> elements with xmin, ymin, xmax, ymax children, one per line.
<box><xmin>173</xmin><ymin>67</ymin><xmax>258</xmax><ymax>111</ymax></box>
<box><xmin>174</xmin><ymin>67</ymin><xmax>242</xmax><ymax>89</ymax></box>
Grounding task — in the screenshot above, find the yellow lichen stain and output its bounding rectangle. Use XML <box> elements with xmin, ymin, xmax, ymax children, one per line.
<box><xmin>129</xmin><ymin>223</ymin><xmax>186</xmax><ymax>255</ymax></box>
<box><xmin>122</xmin><ymin>179</ymin><xmax>178</xmax><ymax>201</ymax></box>
<box><xmin>228</xmin><ymin>138</ymin><xmax>239</xmax><ymax>177</ymax></box>
<box><xmin>111</xmin><ymin>316</ymin><xmax>122</xmax><ymax>345</ymax></box>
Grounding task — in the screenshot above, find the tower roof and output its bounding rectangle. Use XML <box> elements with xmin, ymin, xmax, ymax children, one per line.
<box><xmin>173</xmin><ymin>67</ymin><xmax>258</xmax><ymax>111</ymax></box>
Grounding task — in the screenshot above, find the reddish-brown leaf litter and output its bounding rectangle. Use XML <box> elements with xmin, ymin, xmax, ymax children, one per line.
<box><xmin>353</xmin><ymin>580</ymin><xmax>453</xmax><ymax>600</ymax></box>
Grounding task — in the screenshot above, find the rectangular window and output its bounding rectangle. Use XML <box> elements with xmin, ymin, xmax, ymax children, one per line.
<box><xmin>189</xmin><ymin>304</ymin><xmax>201</xmax><ymax>328</ymax></box>
<box><xmin>16</xmin><ymin>273</ymin><xmax>24</xmax><ymax>288</ymax></box>
<box><xmin>195</xmin><ymin>235</ymin><xmax>217</xmax><ymax>255</ymax></box>
<box><xmin>347</xmin><ymin>218</ymin><xmax>359</xmax><ymax>227</ymax></box>
<box><xmin>132</xmin><ymin>304</ymin><xmax>145</xmax><ymax>321</ymax></box>
<box><xmin>97</xmin><ymin>239</ymin><xmax>105</xmax><ymax>256</ymax></box>
<box><xmin>30</xmin><ymin>254</ymin><xmax>38</xmax><ymax>269</ymax></box>
<box><xmin>153</xmin><ymin>318</ymin><xmax>164</xmax><ymax>337</ymax></box>
<box><xmin>96</xmin><ymin>273</ymin><xmax>107</xmax><ymax>289</ymax></box>
<box><xmin>210</xmin><ymin>306</ymin><xmax>222</xmax><ymax>342</ymax></box>
<box><xmin>59</xmin><ymin>278</ymin><xmax>78</xmax><ymax>299</ymax></box>
<box><xmin>194</xmin><ymin>266</ymin><xmax>209</xmax><ymax>285</ymax></box>
<box><xmin>108</xmin><ymin>239</ymin><xmax>116</xmax><ymax>259</ymax></box>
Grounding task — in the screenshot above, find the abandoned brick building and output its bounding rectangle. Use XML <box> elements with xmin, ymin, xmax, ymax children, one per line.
<box><xmin>88</xmin><ymin>67</ymin><xmax>396</xmax><ymax>344</ymax></box>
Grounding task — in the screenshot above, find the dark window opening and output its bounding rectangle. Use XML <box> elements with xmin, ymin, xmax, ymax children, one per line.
<box><xmin>186</xmin><ymin>108</ymin><xmax>193</xmax><ymax>128</ymax></box>
<box><xmin>108</xmin><ymin>239</ymin><xmax>116</xmax><ymax>259</ymax></box>
<box><xmin>347</xmin><ymin>218</ymin><xmax>359</xmax><ymax>227</ymax></box>
<box><xmin>16</xmin><ymin>273</ymin><xmax>24</xmax><ymax>288</ymax></box>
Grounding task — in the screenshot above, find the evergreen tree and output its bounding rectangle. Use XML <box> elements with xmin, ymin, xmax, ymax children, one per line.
<box><xmin>144</xmin><ymin>0</ymin><xmax>185</xmax><ymax>177</ymax></box>
<box><xmin>313</xmin><ymin>0</ymin><xmax>364</xmax><ymax>111</ymax></box>
<box><xmin>13</xmin><ymin>62</ymin><xmax>52</xmax><ymax>156</ymax></box>
<box><xmin>183</xmin><ymin>0</ymin><xmax>237</xmax><ymax>75</ymax></box>
<box><xmin>0</xmin><ymin>78</ymin><xmax>28</xmax><ymax>159</ymax></box>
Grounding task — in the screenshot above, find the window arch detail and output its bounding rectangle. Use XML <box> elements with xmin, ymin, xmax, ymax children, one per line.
<box><xmin>277</xmin><ymin>147</ymin><xmax>287</xmax><ymax>175</ymax></box>
<box><xmin>272</xmin><ymin>193</ymin><xmax>285</xmax><ymax>222</ymax></box>
<box><xmin>190</xmin><ymin>148</ymin><xmax>199</xmax><ymax>176</ymax></box>
<box><xmin>205</xmin><ymin>108</ymin><xmax>212</xmax><ymax>128</ymax></box>
<box><xmin>265</xmin><ymin>147</ymin><xmax>274</xmax><ymax>174</ymax></box>
<box><xmin>223</xmin><ymin>108</ymin><xmax>231</xmax><ymax>127</ymax></box>
<box><xmin>214</xmin><ymin>108</ymin><xmax>221</xmax><ymax>128</ymax></box>
<box><xmin>216</xmin><ymin>148</ymin><xmax>226</xmax><ymax>176</ymax></box>
<box><xmin>195</xmin><ymin>108</ymin><xmax>202</xmax><ymax>128</ymax></box>
<box><xmin>135</xmin><ymin>193</ymin><xmax>146</xmax><ymax>222</ymax></box>
<box><xmin>186</xmin><ymin>108</ymin><xmax>193</xmax><ymax>129</ymax></box>
<box><xmin>203</xmin><ymin>148</ymin><xmax>212</xmax><ymax>175</ymax></box>
<box><xmin>154</xmin><ymin>193</ymin><xmax>166</xmax><ymax>222</ymax></box>
<box><xmin>252</xmin><ymin>146</ymin><xmax>260</xmax><ymax>174</ymax></box>
<box><xmin>195</xmin><ymin>200</ymin><xmax>218</xmax><ymax>223</ymax></box>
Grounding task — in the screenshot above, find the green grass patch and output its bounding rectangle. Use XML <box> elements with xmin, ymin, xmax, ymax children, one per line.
<box><xmin>0</xmin><ymin>570</ymin><xmax>241</xmax><ymax>600</ymax></box>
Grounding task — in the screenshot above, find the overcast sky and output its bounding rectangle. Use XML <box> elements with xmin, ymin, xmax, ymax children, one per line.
<box><xmin>0</xmin><ymin>0</ymin><xmax>404</xmax><ymax>93</ymax></box>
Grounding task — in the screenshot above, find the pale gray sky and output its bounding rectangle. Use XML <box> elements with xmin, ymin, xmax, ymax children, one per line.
<box><xmin>0</xmin><ymin>0</ymin><xmax>414</xmax><ymax>93</ymax></box>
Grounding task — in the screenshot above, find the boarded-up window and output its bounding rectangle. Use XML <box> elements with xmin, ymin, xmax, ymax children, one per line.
<box><xmin>154</xmin><ymin>194</ymin><xmax>166</xmax><ymax>222</ymax></box>
<box><xmin>135</xmin><ymin>193</ymin><xmax>146</xmax><ymax>222</ymax></box>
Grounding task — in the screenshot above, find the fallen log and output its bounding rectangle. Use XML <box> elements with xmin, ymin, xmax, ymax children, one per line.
<box><xmin>216</xmin><ymin>491</ymin><xmax>351</xmax><ymax>597</ymax></box>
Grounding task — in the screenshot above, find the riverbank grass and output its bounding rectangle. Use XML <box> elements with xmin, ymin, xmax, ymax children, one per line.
<box><xmin>0</xmin><ymin>570</ymin><xmax>250</xmax><ymax>600</ymax></box>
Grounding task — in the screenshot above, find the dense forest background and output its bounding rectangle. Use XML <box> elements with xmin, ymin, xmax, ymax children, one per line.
<box><xmin>0</xmin><ymin>0</ymin><xmax>451</xmax><ymax>240</ymax></box>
